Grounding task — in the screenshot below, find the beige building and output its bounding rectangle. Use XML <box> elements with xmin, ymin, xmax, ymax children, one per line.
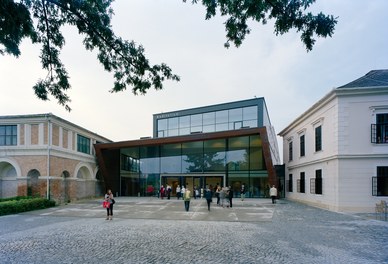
<box><xmin>0</xmin><ymin>113</ymin><xmax>112</xmax><ymax>203</ymax></box>
<box><xmin>278</xmin><ymin>70</ymin><xmax>388</xmax><ymax>213</ymax></box>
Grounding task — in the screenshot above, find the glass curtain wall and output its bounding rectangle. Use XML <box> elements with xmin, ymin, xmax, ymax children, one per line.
<box><xmin>120</xmin><ymin>147</ymin><xmax>140</xmax><ymax>196</ymax></box>
<box><xmin>120</xmin><ymin>134</ymin><xmax>268</xmax><ymax>197</ymax></box>
<box><xmin>157</xmin><ymin>106</ymin><xmax>258</xmax><ymax>138</ymax></box>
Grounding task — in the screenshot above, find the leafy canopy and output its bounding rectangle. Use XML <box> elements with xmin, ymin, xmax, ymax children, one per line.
<box><xmin>0</xmin><ymin>0</ymin><xmax>337</xmax><ymax>111</ymax></box>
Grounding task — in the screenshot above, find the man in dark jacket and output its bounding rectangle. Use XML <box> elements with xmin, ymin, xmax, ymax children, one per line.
<box><xmin>205</xmin><ymin>187</ymin><xmax>213</xmax><ymax>211</ymax></box>
<box><xmin>228</xmin><ymin>186</ymin><xmax>234</xmax><ymax>208</ymax></box>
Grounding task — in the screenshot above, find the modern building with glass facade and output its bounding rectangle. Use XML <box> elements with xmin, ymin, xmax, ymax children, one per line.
<box><xmin>95</xmin><ymin>98</ymin><xmax>282</xmax><ymax>198</ymax></box>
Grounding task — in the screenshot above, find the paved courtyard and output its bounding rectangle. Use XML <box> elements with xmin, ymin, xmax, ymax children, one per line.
<box><xmin>0</xmin><ymin>197</ymin><xmax>387</xmax><ymax>264</ymax></box>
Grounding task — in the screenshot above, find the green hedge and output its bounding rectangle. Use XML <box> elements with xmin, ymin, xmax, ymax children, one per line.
<box><xmin>0</xmin><ymin>197</ymin><xmax>56</xmax><ymax>216</ymax></box>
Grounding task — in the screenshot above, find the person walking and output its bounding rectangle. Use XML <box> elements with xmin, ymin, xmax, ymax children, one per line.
<box><xmin>215</xmin><ymin>186</ymin><xmax>221</xmax><ymax>206</ymax></box>
<box><xmin>228</xmin><ymin>186</ymin><xmax>234</xmax><ymax>208</ymax></box>
<box><xmin>104</xmin><ymin>189</ymin><xmax>114</xmax><ymax>220</ymax></box>
<box><xmin>176</xmin><ymin>185</ymin><xmax>181</xmax><ymax>200</ymax></box>
<box><xmin>181</xmin><ymin>185</ymin><xmax>186</xmax><ymax>199</ymax></box>
<box><xmin>240</xmin><ymin>184</ymin><xmax>246</xmax><ymax>201</ymax></box>
<box><xmin>205</xmin><ymin>187</ymin><xmax>213</xmax><ymax>211</ymax></box>
<box><xmin>183</xmin><ymin>188</ymin><xmax>191</xmax><ymax>212</ymax></box>
<box><xmin>220</xmin><ymin>187</ymin><xmax>226</xmax><ymax>208</ymax></box>
<box><xmin>160</xmin><ymin>185</ymin><xmax>165</xmax><ymax>199</ymax></box>
<box><xmin>166</xmin><ymin>184</ymin><xmax>172</xmax><ymax>200</ymax></box>
<box><xmin>270</xmin><ymin>185</ymin><xmax>278</xmax><ymax>204</ymax></box>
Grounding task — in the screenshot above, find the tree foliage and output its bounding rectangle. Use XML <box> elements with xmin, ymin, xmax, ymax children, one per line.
<box><xmin>0</xmin><ymin>0</ymin><xmax>337</xmax><ymax>111</ymax></box>
<box><xmin>186</xmin><ymin>0</ymin><xmax>337</xmax><ymax>50</ymax></box>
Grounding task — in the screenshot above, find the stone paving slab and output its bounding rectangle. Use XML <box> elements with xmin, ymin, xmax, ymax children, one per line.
<box><xmin>0</xmin><ymin>198</ymin><xmax>387</xmax><ymax>264</ymax></box>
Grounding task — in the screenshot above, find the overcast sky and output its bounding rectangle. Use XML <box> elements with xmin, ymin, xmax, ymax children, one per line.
<box><xmin>1</xmin><ymin>0</ymin><xmax>387</xmax><ymax>161</ymax></box>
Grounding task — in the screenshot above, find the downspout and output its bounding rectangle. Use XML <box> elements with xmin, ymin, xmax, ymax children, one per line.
<box><xmin>46</xmin><ymin>114</ymin><xmax>51</xmax><ymax>200</ymax></box>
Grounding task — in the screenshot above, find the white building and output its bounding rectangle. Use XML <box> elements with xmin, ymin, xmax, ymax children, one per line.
<box><xmin>278</xmin><ymin>70</ymin><xmax>388</xmax><ymax>213</ymax></box>
<box><xmin>0</xmin><ymin>113</ymin><xmax>111</xmax><ymax>202</ymax></box>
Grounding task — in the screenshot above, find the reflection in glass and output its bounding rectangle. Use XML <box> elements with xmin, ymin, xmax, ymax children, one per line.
<box><xmin>191</xmin><ymin>114</ymin><xmax>202</xmax><ymax>127</ymax></box>
<box><xmin>179</xmin><ymin>127</ymin><xmax>190</xmax><ymax>136</ymax></box>
<box><xmin>229</xmin><ymin>108</ymin><xmax>242</xmax><ymax>122</ymax></box>
<box><xmin>227</xmin><ymin>136</ymin><xmax>249</xmax><ymax>171</ymax></box>
<box><xmin>250</xmin><ymin>171</ymin><xmax>269</xmax><ymax>198</ymax></box>
<box><xmin>179</xmin><ymin>115</ymin><xmax>190</xmax><ymax>128</ymax></box>
<box><xmin>182</xmin><ymin>141</ymin><xmax>203</xmax><ymax>173</ymax></box>
<box><xmin>243</xmin><ymin>106</ymin><xmax>257</xmax><ymax>121</ymax></box>
<box><xmin>228</xmin><ymin>172</ymin><xmax>248</xmax><ymax>198</ymax></box>
<box><xmin>203</xmin><ymin>124</ymin><xmax>215</xmax><ymax>133</ymax></box>
<box><xmin>243</xmin><ymin>120</ymin><xmax>257</xmax><ymax>128</ymax></box>
<box><xmin>216</xmin><ymin>123</ymin><xmax>228</xmax><ymax>132</ymax></box>
<box><xmin>168</xmin><ymin>129</ymin><xmax>178</xmax><ymax>137</ymax></box>
<box><xmin>191</xmin><ymin>126</ymin><xmax>202</xmax><ymax>133</ymax></box>
<box><xmin>158</xmin><ymin>119</ymin><xmax>167</xmax><ymax>130</ymax></box>
<box><xmin>250</xmin><ymin>135</ymin><xmax>264</xmax><ymax>170</ymax></box>
<box><xmin>203</xmin><ymin>112</ymin><xmax>215</xmax><ymax>125</ymax></box>
<box><xmin>216</xmin><ymin>110</ymin><xmax>228</xmax><ymax>124</ymax></box>
<box><xmin>204</xmin><ymin>139</ymin><xmax>225</xmax><ymax>171</ymax></box>
<box><xmin>161</xmin><ymin>143</ymin><xmax>181</xmax><ymax>173</ymax></box>
<box><xmin>168</xmin><ymin>117</ymin><xmax>179</xmax><ymax>129</ymax></box>
<box><xmin>140</xmin><ymin>146</ymin><xmax>160</xmax><ymax>173</ymax></box>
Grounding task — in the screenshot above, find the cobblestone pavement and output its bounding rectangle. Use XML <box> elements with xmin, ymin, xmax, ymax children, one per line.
<box><xmin>0</xmin><ymin>198</ymin><xmax>387</xmax><ymax>264</ymax></box>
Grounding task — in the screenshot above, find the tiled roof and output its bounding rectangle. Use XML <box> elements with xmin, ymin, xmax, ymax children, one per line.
<box><xmin>338</xmin><ymin>69</ymin><xmax>388</xmax><ymax>88</ymax></box>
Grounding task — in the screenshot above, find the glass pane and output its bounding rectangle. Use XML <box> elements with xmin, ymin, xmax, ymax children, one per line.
<box><xmin>232</xmin><ymin>121</ymin><xmax>243</xmax><ymax>130</ymax></box>
<box><xmin>0</xmin><ymin>126</ymin><xmax>5</xmax><ymax>135</ymax></box>
<box><xmin>168</xmin><ymin>117</ymin><xmax>179</xmax><ymax>129</ymax></box>
<box><xmin>250</xmin><ymin>135</ymin><xmax>264</xmax><ymax>170</ymax></box>
<box><xmin>141</xmin><ymin>173</ymin><xmax>159</xmax><ymax>197</ymax></box>
<box><xmin>250</xmin><ymin>171</ymin><xmax>269</xmax><ymax>198</ymax></box>
<box><xmin>6</xmin><ymin>126</ymin><xmax>12</xmax><ymax>135</ymax></box>
<box><xmin>168</xmin><ymin>129</ymin><xmax>178</xmax><ymax>137</ymax></box>
<box><xmin>179</xmin><ymin>127</ymin><xmax>190</xmax><ymax>136</ymax></box>
<box><xmin>158</xmin><ymin>119</ymin><xmax>167</xmax><ymax>130</ymax></box>
<box><xmin>243</xmin><ymin>120</ymin><xmax>257</xmax><ymax>128</ymax></box>
<box><xmin>203</xmin><ymin>139</ymin><xmax>225</xmax><ymax>171</ymax></box>
<box><xmin>158</xmin><ymin>130</ymin><xmax>165</xmax><ymax>137</ymax></box>
<box><xmin>161</xmin><ymin>156</ymin><xmax>181</xmax><ymax>173</ymax></box>
<box><xmin>216</xmin><ymin>123</ymin><xmax>228</xmax><ymax>132</ymax></box>
<box><xmin>227</xmin><ymin>136</ymin><xmax>249</xmax><ymax>171</ymax></box>
<box><xmin>182</xmin><ymin>141</ymin><xmax>203</xmax><ymax>173</ymax></box>
<box><xmin>140</xmin><ymin>157</ymin><xmax>160</xmax><ymax>174</ymax></box>
<box><xmin>191</xmin><ymin>114</ymin><xmax>202</xmax><ymax>127</ymax></box>
<box><xmin>243</xmin><ymin>106</ymin><xmax>257</xmax><ymax>121</ymax></box>
<box><xmin>216</xmin><ymin>110</ymin><xmax>228</xmax><ymax>124</ymax></box>
<box><xmin>139</xmin><ymin>146</ymin><xmax>159</xmax><ymax>159</ymax></box>
<box><xmin>179</xmin><ymin>115</ymin><xmax>190</xmax><ymax>128</ymax></box>
<box><xmin>203</xmin><ymin>112</ymin><xmax>215</xmax><ymax>125</ymax></box>
<box><xmin>161</xmin><ymin>146</ymin><xmax>181</xmax><ymax>173</ymax></box>
<box><xmin>229</xmin><ymin>108</ymin><xmax>242</xmax><ymax>122</ymax></box>
<box><xmin>228</xmin><ymin>173</ymin><xmax>249</xmax><ymax>198</ymax></box>
<box><xmin>191</xmin><ymin>126</ymin><xmax>202</xmax><ymax>133</ymax></box>
<box><xmin>11</xmin><ymin>135</ymin><xmax>17</xmax><ymax>145</ymax></box>
<box><xmin>203</xmin><ymin>124</ymin><xmax>215</xmax><ymax>133</ymax></box>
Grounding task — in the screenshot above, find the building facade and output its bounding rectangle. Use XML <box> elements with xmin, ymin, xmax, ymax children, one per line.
<box><xmin>95</xmin><ymin>98</ymin><xmax>282</xmax><ymax>198</ymax></box>
<box><xmin>0</xmin><ymin>113</ymin><xmax>112</xmax><ymax>202</ymax></box>
<box><xmin>278</xmin><ymin>70</ymin><xmax>388</xmax><ymax>213</ymax></box>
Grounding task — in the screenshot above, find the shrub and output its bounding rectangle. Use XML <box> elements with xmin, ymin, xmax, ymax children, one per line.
<box><xmin>0</xmin><ymin>197</ymin><xmax>56</xmax><ymax>216</ymax></box>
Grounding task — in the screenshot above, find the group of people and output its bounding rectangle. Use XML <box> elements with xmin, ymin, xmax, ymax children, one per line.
<box><xmin>214</xmin><ymin>186</ymin><xmax>234</xmax><ymax>208</ymax></box>
<box><xmin>103</xmin><ymin>184</ymin><xmax>278</xmax><ymax>219</ymax></box>
<box><xmin>159</xmin><ymin>184</ymin><xmax>172</xmax><ymax>199</ymax></box>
